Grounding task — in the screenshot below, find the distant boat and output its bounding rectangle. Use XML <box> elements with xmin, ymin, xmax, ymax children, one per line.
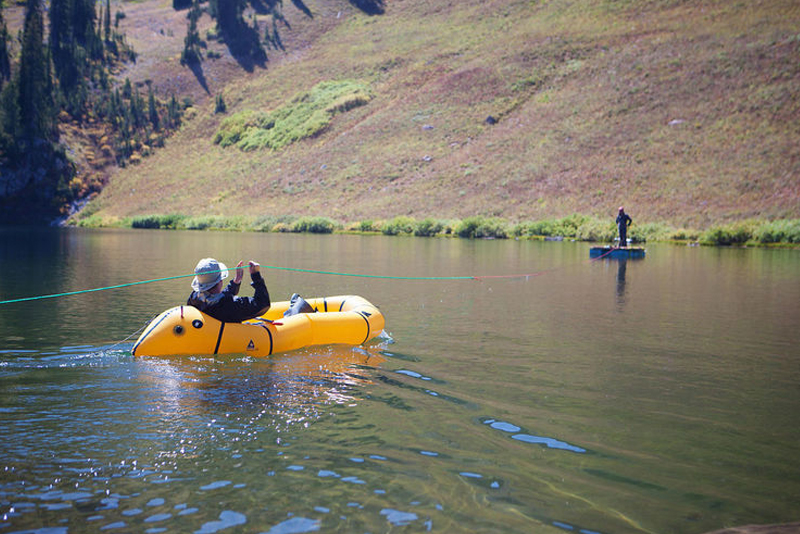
<box><xmin>589</xmin><ymin>246</ymin><xmax>646</xmax><ymax>259</ymax></box>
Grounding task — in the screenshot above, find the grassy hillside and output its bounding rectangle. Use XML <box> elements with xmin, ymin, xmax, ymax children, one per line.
<box><xmin>79</xmin><ymin>0</ymin><xmax>800</xmax><ymax>229</ymax></box>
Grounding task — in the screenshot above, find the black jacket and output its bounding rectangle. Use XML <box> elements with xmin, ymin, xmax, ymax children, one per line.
<box><xmin>187</xmin><ymin>272</ymin><xmax>271</xmax><ymax>323</ymax></box>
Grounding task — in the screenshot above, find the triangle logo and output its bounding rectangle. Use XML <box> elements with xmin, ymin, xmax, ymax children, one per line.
<box><xmin>246</xmin><ymin>340</ymin><xmax>256</xmax><ymax>351</ymax></box>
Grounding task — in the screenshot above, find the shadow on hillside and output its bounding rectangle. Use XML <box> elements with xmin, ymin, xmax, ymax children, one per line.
<box><xmin>186</xmin><ymin>59</ymin><xmax>210</xmax><ymax>94</ymax></box>
<box><xmin>249</xmin><ymin>0</ymin><xmax>273</xmax><ymax>14</ymax></box>
<box><xmin>223</xmin><ymin>27</ymin><xmax>268</xmax><ymax>72</ymax></box>
<box><xmin>250</xmin><ymin>0</ymin><xmax>311</xmax><ymax>19</ymax></box>
<box><xmin>290</xmin><ymin>0</ymin><xmax>313</xmax><ymax>17</ymax></box>
<box><xmin>348</xmin><ymin>0</ymin><xmax>384</xmax><ymax>15</ymax></box>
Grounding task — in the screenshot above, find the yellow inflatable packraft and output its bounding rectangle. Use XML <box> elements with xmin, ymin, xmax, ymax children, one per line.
<box><xmin>132</xmin><ymin>295</ymin><xmax>384</xmax><ymax>357</ymax></box>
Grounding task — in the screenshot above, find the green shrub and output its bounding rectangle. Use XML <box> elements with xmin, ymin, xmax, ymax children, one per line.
<box><xmin>699</xmin><ymin>227</ymin><xmax>732</xmax><ymax>246</ymax></box>
<box><xmin>181</xmin><ymin>216</ymin><xmax>215</xmax><ymax>230</ymax></box>
<box><xmin>699</xmin><ymin>222</ymin><xmax>755</xmax><ymax>246</ymax></box>
<box><xmin>454</xmin><ymin>217</ymin><xmax>479</xmax><ymax>238</ymax></box>
<box><xmin>181</xmin><ymin>216</ymin><xmax>244</xmax><ymax>231</ymax></box>
<box><xmin>668</xmin><ymin>228</ymin><xmax>700</xmax><ymax>241</ymax></box>
<box><xmin>476</xmin><ymin>218</ymin><xmax>509</xmax><ymax>239</ymax></box>
<box><xmin>629</xmin><ymin>222</ymin><xmax>673</xmax><ymax>243</ymax></box>
<box><xmin>753</xmin><ymin>219</ymin><xmax>800</xmax><ymax>244</ymax></box>
<box><xmin>291</xmin><ymin>216</ymin><xmax>336</xmax><ymax>234</ymax></box>
<box><xmin>556</xmin><ymin>213</ymin><xmax>589</xmax><ymax>236</ymax></box>
<box><xmin>214</xmin><ymin>110</ymin><xmax>259</xmax><ymax>147</ymax></box>
<box><xmin>213</xmin><ymin>80</ymin><xmax>372</xmax><ymax>151</ymax></box>
<box><xmin>73</xmin><ymin>214</ymin><xmax>111</xmax><ymax>227</ymax></box>
<box><xmin>414</xmin><ymin>218</ymin><xmax>445</xmax><ymax>237</ymax></box>
<box><xmin>251</xmin><ymin>216</ymin><xmax>276</xmax><ymax>232</ymax></box>
<box><xmin>512</xmin><ymin>220</ymin><xmax>556</xmax><ymax>237</ymax></box>
<box><xmin>513</xmin><ymin>215</ymin><xmax>588</xmax><ymax>238</ymax></box>
<box><xmin>249</xmin><ymin>215</ymin><xmax>280</xmax><ymax>232</ymax></box>
<box><xmin>358</xmin><ymin>220</ymin><xmax>378</xmax><ymax>232</ymax></box>
<box><xmin>455</xmin><ymin>217</ymin><xmax>508</xmax><ymax>239</ymax></box>
<box><xmin>575</xmin><ymin>219</ymin><xmax>616</xmax><ymax>242</ymax></box>
<box><xmin>382</xmin><ymin>216</ymin><xmax>416</xmax><ymax>236</ymax></box>
<box><xmin>131</xmin><ymin>214</ymin><xmax>185</xmax><ymax>229</ymax></box>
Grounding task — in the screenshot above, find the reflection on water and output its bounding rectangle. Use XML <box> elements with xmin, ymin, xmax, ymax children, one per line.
<box><xmin>616</xmin><ymin>257</ymin><xmax>627</xmax><ymax>309</ymax></box>
<box><xmin>137</xmin><ymin>344</ymin><xmax>387</xmax><ymax>431</ymax></box>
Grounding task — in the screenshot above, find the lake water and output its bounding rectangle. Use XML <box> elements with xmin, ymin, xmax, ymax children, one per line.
<box><xmin>1</xmin><ymin>227</ymin><xmax>799</xmax><ymax>534</ymax></box>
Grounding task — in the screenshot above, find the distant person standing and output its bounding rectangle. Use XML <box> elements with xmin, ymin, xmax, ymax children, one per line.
<box><xmin>616</xmin><ymin>207</ymin><xmax>632</xmax><ymax>247</ymax></box>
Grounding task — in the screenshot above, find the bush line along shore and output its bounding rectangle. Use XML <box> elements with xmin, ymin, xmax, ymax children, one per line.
<box><xmin>70</xmin><ymin>214</ymin><xmax>800</xmax><ymax>247</ymax></box>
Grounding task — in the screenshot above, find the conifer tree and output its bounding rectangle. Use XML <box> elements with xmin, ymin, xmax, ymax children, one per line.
<box><xmin>49</xmin><ymin>0</ymin><xmax>79</xmax><ymax>91</ymax></box>
<box><xmin>129</xmin><ymin>86</ymin><xmax>140</xmax><ymax>127</ymax></box>
<box><xmin>0</xmin><ymin>76</ymin><xmax>19</xmax><ymax>157</ymax></box>
<box><xmin>0</xmin><ymin>2</ymin><xmax>10</xmax><ymax>87</ymax></box>
<box><xmin>103</xmin><ymin>0</ymin><xmax>111</xmax><ymax>43</ymax></box>
<box><xmin>167</xmin><ymin>94</ymin><xmax>180</xmax><ymax>129</ymax></box>
<box><xmin>18</xmin><ymin>0</ymin><xmax>55</xmax><ymax>143</ymax></box>
<box><xmin>209</xmin><ymin>0</ymin><xmax>245</xmax><ymax>35</ymax></box>
<box><xmin>181</xmin><ymin>0</ymin><xmax>203</xmax><ymax>65</ymax></box>
<box><xmin>148</xmin><ymin>83</ymin><xmax>159</xmax><ymax>130</ymax></box>
<box><xmin>72</xmin><ymin>0</ymin><xmax>96</xmax><ymax>46</ymax></box>
<box><xmin>214</xmin><ymin>94</ymin><xmax>226</xmax><ymax>114</ymax></box>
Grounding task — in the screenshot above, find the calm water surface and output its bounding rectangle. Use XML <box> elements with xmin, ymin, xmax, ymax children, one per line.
<box><xmin>1</xmin><ymin>227</ymin><xmax>799</xmax><ymax>534</ymax></box>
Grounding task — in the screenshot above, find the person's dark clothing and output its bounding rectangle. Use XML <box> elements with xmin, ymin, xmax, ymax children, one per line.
<box><xmin>616</xmin><ymin>212</ymin><xmax>632</xmax><ymax>247</ymax></box>
<box><xmin>187</xmin><ymin>272</ymin><xmax>271</xmax><ymax>323</ymax></box>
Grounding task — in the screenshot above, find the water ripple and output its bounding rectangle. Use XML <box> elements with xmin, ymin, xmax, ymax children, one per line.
<box><xmin>263</xmin><ymin>516</ymin><xmax>320</xmax><ymax>533</ymax></box>
<box><xmin>380</xmin><ymin>508</ymin><xmax>419</xmax><ymax>526</ymax></box>
<box><xmin>482</xmin><ymin>418</ymin><xmax>586</xmax><ymax>453</ymax></box>
<box><xmin>195</xmin><ymin>510</ymin><xmax>247</xmax><ymax>533</ymax></box>
<box><xmin>200</xmin><ymin>481</ymin><xmax>231</xmax><ymax>491</ymax></box>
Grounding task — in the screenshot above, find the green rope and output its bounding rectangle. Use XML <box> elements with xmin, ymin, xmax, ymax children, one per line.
<box><xmin>0</xmin><ymin>265</ymin><xmax>477</xmax><ymax>305</ymax></box>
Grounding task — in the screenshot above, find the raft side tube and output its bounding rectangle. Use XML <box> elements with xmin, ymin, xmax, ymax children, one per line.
<box><xmin>215</xmin><ymin>318</ymin><xmax>279</xmax><ymax>355</ymax></box>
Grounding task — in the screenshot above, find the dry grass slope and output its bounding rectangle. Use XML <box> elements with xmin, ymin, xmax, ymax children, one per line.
<box><xmin>82</xmin><ymin>0</ymin><xmax>800</xmax><ymax>229</ymax></box>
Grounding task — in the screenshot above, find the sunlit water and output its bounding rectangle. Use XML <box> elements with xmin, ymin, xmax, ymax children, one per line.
<box><xmin>1</xmin><ymin>227</ymin><xmax>799</xmax><ymax>533</ymax></box>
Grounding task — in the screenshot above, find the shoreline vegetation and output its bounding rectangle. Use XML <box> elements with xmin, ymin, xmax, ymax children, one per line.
<box><xmin>69</xmin><ymin>213</ymin><xmax>800</xmax><ymax>247</ymax></box>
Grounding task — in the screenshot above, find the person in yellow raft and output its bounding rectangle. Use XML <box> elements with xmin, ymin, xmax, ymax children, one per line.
<box><xmin>187</xmin><ymin>258</ymin><xmax>271</xmax><ymax>323</ymax></box>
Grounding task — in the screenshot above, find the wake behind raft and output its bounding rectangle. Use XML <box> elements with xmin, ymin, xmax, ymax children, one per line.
<box><xmin>132</xmin><ymin>295</ymin><xmax>385</xmax><ymax>357</ymax></box>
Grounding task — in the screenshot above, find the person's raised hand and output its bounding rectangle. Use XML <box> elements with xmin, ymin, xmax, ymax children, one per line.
<box><xmin>233</xmin><ymin>261</ymin><xmax>244</xmax><ymax>284</ymax></box>
<box><xmin>249</xmin><ymin>261</ymin><xmax>260</xmax><ymax>275</ymax></box>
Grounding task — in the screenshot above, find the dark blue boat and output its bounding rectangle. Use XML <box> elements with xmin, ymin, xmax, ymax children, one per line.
<box><xmin>589</xmin><ymin>246</ymin><xmax>646</xmax><ymax>259</ymax></box>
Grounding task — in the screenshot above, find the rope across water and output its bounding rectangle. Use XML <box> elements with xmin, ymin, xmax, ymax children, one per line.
<box><xmin>0</xmin><ymin>265</ymin><xmax>545</xmax><ymax>305</ymax></box>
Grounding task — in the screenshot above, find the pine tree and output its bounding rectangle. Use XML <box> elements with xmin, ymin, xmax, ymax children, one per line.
<box><xmin>167</xmin><ymin>93</ymin><xmax>180</xmax><ymax>129</ymax></box>
<box><xmin>103</xmin><ymin>0</ymin><xmax>111</xmax><ymax>43</ymax></box>
<box><xmin>0</xmin><ymin>2</ymin><xmax>10</xmax><ymax>87</ymax></box>
<box><xmin>18</xmin><ymin>0</ymin><xmax>55</xmax><ymax>143</ymax></box>
<box><xmin>148</xmin><ymin>83</ymin><xmax>159</xmax><ymax>130</ymax></box>
<box><xmin>0</xmin><ymin>77</ymin><xmax>19</xmax><ymax>154</ymax></box>
<box><xmin>72</xmin><ymin>0</ymin><xmax>96</xmax><ymax>47</ymax></box>
<box><xmin>129</xmin><ymin>86</ymin><xmax>140</xmax><ymax>127</ymax></box>
<box><xmin>181</xmin><ymin>0</ymin><xmax>203</xmax><ymax>65</ymax></box>
<box><xmin>49</xmin><ymin>0</ymin><xmax>79</xmax><ymax>91</ymax></box>
<box><xmin>215</xmin><ymin>93</ymin><xmax>226</xmax><ymax>114</ymax></box>
<box><xmin>210</xmin><ymin>0</ymin><xmax>245</xmax><ymax>35</ymax></box>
